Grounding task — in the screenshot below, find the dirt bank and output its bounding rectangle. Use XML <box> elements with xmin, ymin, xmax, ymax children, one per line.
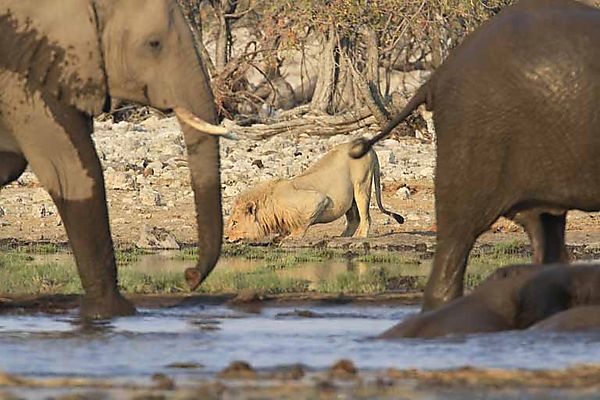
<box><xmin>1</xmin><ymin>117</ymin><xmax>599</xmax><ymax>254</ymax></box>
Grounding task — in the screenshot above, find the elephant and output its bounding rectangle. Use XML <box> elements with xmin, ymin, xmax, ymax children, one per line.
<box><xmin>0</xmin><ymin>0</ymin><xmax>231</xmax><ymax>318</ymax></box>
<box><xmin>350</xmin><ymin>0</ymin><xmax>600</xmax><ymax>310</ymax></box>
<box><xmin>381</xmin><ymin>263</ymin><xmax>600</xmax><ymax>339</ymax></box>
<box><xmin>530</xmin><ymin>305</ymin><xmax>600</xmax><ymax>331</ymax></box>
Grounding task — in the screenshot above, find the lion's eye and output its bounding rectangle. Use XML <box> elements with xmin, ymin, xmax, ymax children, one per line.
<box><xmin>148</xmin><ymin>39</ymin><xmax>162</xmax><ymax>52</ymax></box>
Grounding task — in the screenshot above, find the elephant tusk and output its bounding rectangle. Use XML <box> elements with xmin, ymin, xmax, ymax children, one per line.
<box><xmin>174</xmin><ymin>107</ymin><xmax>239</xmax><ymax>140</ymax></box>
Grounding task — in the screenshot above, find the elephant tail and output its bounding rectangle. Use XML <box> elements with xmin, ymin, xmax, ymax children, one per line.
<box><xmin>371</xmin><ymin>151</ymin><xmax>404</xmax><ymax>224</ymax></box>
<box><xmin>349</xmin><ymin>83</ymin><xmax>431</xmax><ymax>159</ymax></box>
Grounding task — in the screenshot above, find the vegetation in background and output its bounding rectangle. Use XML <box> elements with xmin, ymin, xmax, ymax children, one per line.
<box><xmin>177</xmin><ymin>0</ymin><xmax>515</xmax><ymax>119</ymax></box>
<box><xmin>0</xmin><ymin>242</ymin><xmax>530</xmax><ymax>296</ymax></box>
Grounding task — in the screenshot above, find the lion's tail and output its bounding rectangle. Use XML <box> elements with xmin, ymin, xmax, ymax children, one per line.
<box><xmin>372</xmin><ymin>153</ymin><xmax>404</xmax><ymax>224</ymax></box>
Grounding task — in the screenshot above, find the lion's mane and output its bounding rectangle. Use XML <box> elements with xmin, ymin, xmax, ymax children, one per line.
<box><xmin>236</xmin><ymin>180</ymin><xmax>306</xmax><ymax>237</ymax></box>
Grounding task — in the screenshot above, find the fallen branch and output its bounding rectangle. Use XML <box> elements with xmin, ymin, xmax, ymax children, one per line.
<box><xmin>226</xmin><ymin>106</ymin><xmax>379</xmax><ymax>140</ymax></box>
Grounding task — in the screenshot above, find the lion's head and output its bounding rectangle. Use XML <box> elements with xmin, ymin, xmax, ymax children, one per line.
<box><xmin>224</xmin><ymin>199</ymin><xmax>264</xmax><ymax>242</ymax></box>
<box><xmin>224</xmin><ymin>180</ymin><xmax>303</xmax><ymax>243</ymax></box>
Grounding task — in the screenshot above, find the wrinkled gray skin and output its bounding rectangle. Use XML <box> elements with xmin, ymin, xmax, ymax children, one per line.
<box><xmin>0</xmin><ymin>0</ymin><xmax>222</xmax><ymax>318</ymax></box>
<box><xmin>381</xmin><ymin>264</ymin><xmax>600</xmax><ymax>338</ymax></box>
<box><xmin>351</xmin><ymin>0</ymin><xmax>600</xmax><ymax>311</ymax></box>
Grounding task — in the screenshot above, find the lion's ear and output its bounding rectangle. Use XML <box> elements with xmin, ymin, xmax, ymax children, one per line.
<box><xmin>245</xmin><ymin>201</ymin><xmax>257</xmax><ymax>216</ymax></box>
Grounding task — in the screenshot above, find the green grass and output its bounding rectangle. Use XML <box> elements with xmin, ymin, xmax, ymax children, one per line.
<box><xmin>0</xmin><ymin>241</ymin><xmax>532</xmax><ymax>296</ymax></box>
<box><xmin>0</xmin><ymin>253</ymin><xmax>82</xmax><ymax>294</ymax></box>
<box><xmin>199</xmin><ymin>270</ymin><xmax>309</xmax><ymax>294</ymax></box>
<box><xmin>465</xmin><ymin>241</ymin><xmax>530</xmax><ymax>289</ymax></box>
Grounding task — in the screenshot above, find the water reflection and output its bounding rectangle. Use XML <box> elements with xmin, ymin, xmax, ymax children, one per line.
<box><xmin>30</xmin><ymin>253</ymin><xmax>429</xmax><ymax>291</ymax></box>
<box><xmin>69</xmin><ymin>318</ymin><xmax>115</xmax><ymax>336</ymax></box>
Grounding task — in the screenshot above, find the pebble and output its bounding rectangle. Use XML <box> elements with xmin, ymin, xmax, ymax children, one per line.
<box><xmin>328</xmin><ymin>359</ymin><xmax>358</xmax><ymax>379</ymax></box>
<box><xmin>217</xmin><ymin>361</ymin><xmax>258</xmax><ymax>379</ymax></box>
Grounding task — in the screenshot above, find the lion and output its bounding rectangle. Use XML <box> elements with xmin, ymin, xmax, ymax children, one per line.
<box><xmin>224</xmin><ymin>141</ymin><xmax>404</xmax><ymax>242</ymax></box>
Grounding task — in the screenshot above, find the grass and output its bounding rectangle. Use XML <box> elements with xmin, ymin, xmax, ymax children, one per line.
<box><xmin>466</xmin><ymin>241</ymin><xmax>530</xmax><ymax>289</ymax></box>
<box><xmin>0</xmin><ymin>241</ymin><xmax>532</xmax><ymax>296</ymax></box>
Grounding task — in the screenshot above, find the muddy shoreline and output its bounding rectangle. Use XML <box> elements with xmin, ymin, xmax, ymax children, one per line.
<box><xmin>3</xmin><ymin>363</ymin><xmax>600</xmax><ymax>400</ymax></box>
<box><xmin>0</xmin><ymin>292</ymin><xmax>423</xmax><ymax>316</ymax></box>
<box><xmin>3</xmin><ymin>227</ymin><xmax>600</xmax><ymax>258</ymax></box>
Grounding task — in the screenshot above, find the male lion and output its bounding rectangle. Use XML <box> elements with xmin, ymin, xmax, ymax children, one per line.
<box><xmin>225</xmin><ymin>142</ymin><xmax>404</xmax><ymax>242</ymax></box>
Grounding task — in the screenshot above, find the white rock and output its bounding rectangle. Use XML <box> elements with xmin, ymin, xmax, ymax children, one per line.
<box><xmin>136</xmin><ymin>225</ymin><xmax>180</xmax><ymax>250</ymax></box>
<box><xmin>105</xmin><ymin>169</ymin><xmax>137</xmax><ymax>190</ymax></box>
<box><xmin>147</xmin><ymin>161</ymin><xmax>164</xmax><ymax>172</ymax></box>
<box><xmin>139</xmin><ymin>189</ymin><xmax>163</xmax><ymax>206</ymax></box>
<box><xmin>396</xmin><ymin>186</ymin><xmax>411</xmax><ymax>200</ymax></box>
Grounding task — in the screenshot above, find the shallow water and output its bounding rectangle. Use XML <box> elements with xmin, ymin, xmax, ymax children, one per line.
<box><xmin>2</xmin><ymin>304</ymin><xmax>600</xmax><ymax>380</ymax></box>
<box><xmin>31</xmin><ymin>251</ymin><xmax>430</xmax><ymax>291</ymax></box>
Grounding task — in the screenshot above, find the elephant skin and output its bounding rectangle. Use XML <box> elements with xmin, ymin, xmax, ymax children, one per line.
<box><xmin>0</xmin><ymin>0</ymin><xmax>224</xmax><ymax>318</ymax></box>
<box><xmin>530</xmin><ymin>306</ymin><xmax>600</xmax><ymax>332</ymax></box>
<box><xmin>351</xmin><ymin>0</ymin><xmax>600</xmax><ymax>311</ymax></box>
<box><xmin>380</xmin><ymin>263</ymin><xmax>600</xmax><ymax>339</ymax></box>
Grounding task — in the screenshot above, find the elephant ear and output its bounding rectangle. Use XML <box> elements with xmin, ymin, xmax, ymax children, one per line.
<box><xmin>2</xmin><ymin>0</ymin><xmax>108</xmax><ymax>115</ymax></box>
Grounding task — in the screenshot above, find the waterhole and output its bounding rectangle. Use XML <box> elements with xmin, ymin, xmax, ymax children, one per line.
<box><xmin>1</xmin><ymin>303</ymin><xmax>600</xmax><ymax>381</ymax></box>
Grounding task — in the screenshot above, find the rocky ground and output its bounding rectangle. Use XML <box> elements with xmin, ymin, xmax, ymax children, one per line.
<box><xmin>0</xmin><ymin>116</ymin><xmax>599</xmax><ymax>251</ymax></box>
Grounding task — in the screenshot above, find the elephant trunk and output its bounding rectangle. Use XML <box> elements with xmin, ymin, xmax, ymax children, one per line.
<box><xmin>177</xmin><ymin>116</ymin><xmax>223</xmax><ymax>290</ymax></box>
<box><xmin>164</xmin><ymin>15</ymin><xmax>223</xmax><ymax>289</ymax></box>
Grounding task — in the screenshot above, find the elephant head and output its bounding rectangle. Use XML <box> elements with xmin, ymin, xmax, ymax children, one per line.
<box><xmin>93</xmin><ymin>0</ymin><xmax>224</xmax><ymax>289</ymax></box>
<box><xmin>0</xmin><ymin>0</ymin><xmax>224</xmax><ymax>317</ymax></box>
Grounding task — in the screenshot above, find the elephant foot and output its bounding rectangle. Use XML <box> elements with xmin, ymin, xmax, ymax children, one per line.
<box><xmin>80</xmin><ymin>292</ymin><xmax>136</xmax><ymax>319</ymax></box>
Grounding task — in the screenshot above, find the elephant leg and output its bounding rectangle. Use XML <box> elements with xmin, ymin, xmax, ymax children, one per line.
<box><xmin>423</xmin><ymin>230</ymin><xmax>478</xmax><ymax>311</ymax></box>
<box><xmin>0</xmin><ymin>152</ymin><xmax>27</xmax><ymax>187</ymax></box>
<box><xmin>12</xmin><ymin>106</ymin><xmax>134</xmax><ymax>318</ymax></box>
<box><xmin>341</xmin><ymin>201</ymin><xmax>359</xmax><ymax>237</ymax></box>
<box><xmin>539</xmin><ymin>212</ymin><xmax>568</xmax><ymax>263</ymax></box>
<box><xmin>514</xmin><ymin>210</ymin><xmax>568</xmax><ymax>264</ymax></box>
<box><xmin>0</xmin><ymin>127</ymin><xmax>27</xmax><ymax>186</ymax></box>
<box><xmin>423</xmin><ymin>190</ymin><xmax>501</xmax><ymax>311</ymax></box>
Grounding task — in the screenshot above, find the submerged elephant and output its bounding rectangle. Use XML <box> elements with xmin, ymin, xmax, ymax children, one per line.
<box><xmin>381</xmin><ymin>263</ymin><xmax>600</xmax><ymax>339</ymax></box>
<box><xmin>0</xmin><ymin>0</ymin><xmax>230</xmax><ymax>318</ymax></box>
<box><xmin>351</xmin><ymin>0</ymin><xmax>600</xmax><ymax>310</ymax></box>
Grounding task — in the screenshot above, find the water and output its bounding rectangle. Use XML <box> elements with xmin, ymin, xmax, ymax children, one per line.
<box><xmin>31</xmin><ymin>251</ymin><xmax>431</xmax><ymax>292</ymax></box>
<box><xmin>1</xmin><ymin>304</ymin><xmax>600</xmax><ymax>380</ymax></box>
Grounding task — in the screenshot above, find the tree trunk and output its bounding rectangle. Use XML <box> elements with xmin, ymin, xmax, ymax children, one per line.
<box><xmin>212</xmin><ymin>0</ymin><xmax>238</xmax><ymax>71</ymax></box>
<box><xmin>310</xmin><ymin>26</ymin><xmax>362</xmax><ymax>114</ymax></box>
<box><xmin>331</xmin><ymin>35</ymin><xmax>360</xmax><ymax>113</ymax></box>
<box><xmin>360</xmin><ymin>27</ymin><xmax>390</xmax><ymax>126</ymax></box>
<box><xmin>310</xmin><ymin>26</ymin><xmax>336</xmax><ymax>113</ymax></box>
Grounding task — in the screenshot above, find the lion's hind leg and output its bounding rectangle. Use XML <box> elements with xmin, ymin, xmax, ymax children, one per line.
<box><xmin>353</xmin><ymin>186</ymin><xmax>372</xmax><ymax>238</ymax></box>
<box><xmin>341</xmin><ymin>201</ymin><xmax>360</xmax><ymax>237</ymax></box>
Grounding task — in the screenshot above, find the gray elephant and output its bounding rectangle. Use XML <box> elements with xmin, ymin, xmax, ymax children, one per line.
<box><xmin>351</xmin><ymin>0</ymin><xmax>600</xmax><ymax>310</ymax></box>
<box><xmin>381</xmin><ymin>263</ymin><xmax>600</xmax><ymax>338</ymax></box>
<box><xmin>0</xmin><ymin>0</ymin><xmax>230</xmax><ymax>318</ymax></box>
